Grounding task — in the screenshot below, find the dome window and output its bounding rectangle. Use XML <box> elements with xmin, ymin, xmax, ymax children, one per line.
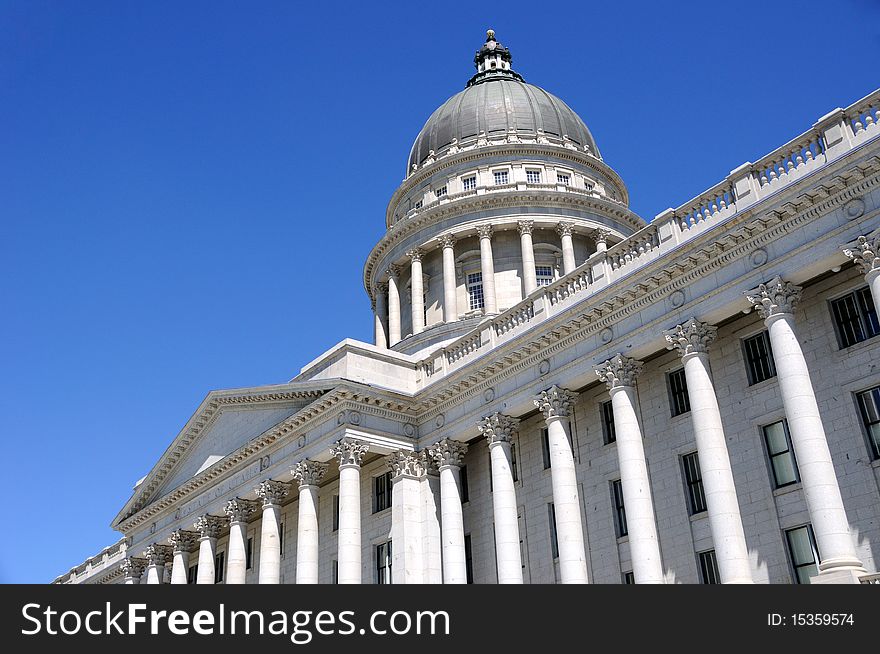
<box><xmin>493</xmin><ymin>170</ymin><xmax>509</xmax><ymax>185</ymax></box>
<box><xmin>536</xmin><ymin>266</ymin><xmax>555</xmax><ymax>287</ymax></box>
<box><xmin>466</xmin><ymin>272</ymin><xmax>485</xmax><ymax>311</ymax></box>
<box><xmin>557</xmin><ymin>173</ymin><xmax>571</xmax><ymax>186</ymax></box>
<box><xmin>414</xmin><ymin>199</ymin><xmax>423</xmax><ymax>210</ymax></box>
<box><xmin>526</xmin><ymin>169</ymin><xmax>542</xmax><ymax>184</ymax></box>
<box><xmin>462</xmin><ymin>175</ymin><xmax>477</xmax><ymax>191</ymax></box>
<box><xmin>435</xmin><ymin>186</ymin><xmax>447</xmax><ymax>198</ymax></box>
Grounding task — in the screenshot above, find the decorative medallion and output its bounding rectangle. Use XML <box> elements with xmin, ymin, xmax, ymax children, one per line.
<box><xmin>600</xmin><ymin>327</ymin><xmax>614</xmax><ymax>343</ymax></box>
<box><xmin>435</xmin><ymin>413</ymin><xmax>445</xmax><ymax>428</ymax></box>
<box><xmin>483</xmin><ymin>387</ymin><xmax>496</xmax><ymax>403</ymax></box>
<box><xmin>538</xmin><ymin>359</ymin><xmax>551</xmax><ymax>375</ymax></box>
<box><xmin>348</xmin><ymin>410</ymin><xmax>362</xmax><ymax>426</ymax></box>
<box><xmin>844</xmin><ymin>198</ymin><xmax>865</xmax><ymax>220</ymax></box>
<box><xmin>749</xmin><ymin>248</ymin><xmax>768</xmax><ymax>267</ymax></box>
<box><xmin>669</xmin><ymin>290</ymin><xmax>686</xmax><ymax>308</ymax></box>
<box><xmin>403</xmin><ymin>423</ymin><xmax>416</xmax><ymax>437</ymax></box>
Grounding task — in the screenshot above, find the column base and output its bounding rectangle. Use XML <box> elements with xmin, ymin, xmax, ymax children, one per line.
<box><xmin>810</xmin><ymin>568</ymin><xmax>868</xmax><ymax>585</ymax></box>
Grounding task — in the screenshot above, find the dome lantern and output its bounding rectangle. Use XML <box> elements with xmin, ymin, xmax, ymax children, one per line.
<box><xmin>468</xmin><ymin>29</ymin><xmax>525</xmax><ymax>87</ymax></box>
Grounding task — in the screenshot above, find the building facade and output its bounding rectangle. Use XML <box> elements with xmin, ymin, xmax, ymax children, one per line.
<box><xmin>56</xmin><ymin>31</ymin><xmax>880</xmax><ymax>585</ymax></box>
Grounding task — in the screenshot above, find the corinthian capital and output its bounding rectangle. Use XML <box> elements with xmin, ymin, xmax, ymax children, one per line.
<box><xmin>534</xmin><ymin>385</ymin><xmax>578</xmax><ymax>420</ymax></box>
<box><xmin>843</xmin><ymin>233</ymin><xmax>880</xmax><ymax>276</ymax></box>
<box><xmin>595</xmin><ymin>354</ymin><xmax>643</xmax><ymax>390</ymax></box>
<box><xmin>224</xmin><ymin>498</ymin><xmax>259</xmax><ymax>524</ymax></box>
<box><xmin>556</xmin><ymin>221</ymin><xmax>574</xmax><ymax>237</ymax></box>
<box><xmin>256</xmin><ymin>479</ymin><xmax>291</xmax><ymax>507</ymax></box>
<box><xmin>477</xmin><ymin>412</ymin><xmax>519</xmax><ymax>446</ymax></box>
<box><xmin>331</xmin><ymin>437</ymin><xmax>369</xmax><ymax>468</ymax></box>
<box><xmin>168</xmin><ymin>529</ymin><xmax>199</xmax><ymax>553</ymax></box>
<box><xmin>406</xmin><ymin>248</ymin><xmax>424</xmax><ymax>263</ymax></box>
<box><xmin>664</xmin><ymin>317</ymin><xmax>717</xmax><ymax>358</ymax></box>
<box><xmin>517</xmin><ymin>220</ymin><xmax>534</xmax><ymax>235</ymax></box>
<box><xmin>438</xmin><ymin>233</ymin><xmax>456</xmax><ymax>249</ymax></box>
<box><xmin>386</xmin><ymin>264</ymin><xmax>400</xmax><ymax>280</ymax></box>
<box><xmin>428</xmin><ymin>438</ymin><xmax>468</xmax><ymax>469</ymax></box>
<box><xmin>476</xmin><ymin>224</ymin><xmax>493</xmax><ymax>239</ymax></box>
<box><xmin>121</xmin><ymin>557</ymin><xmax>148</xmax><ymax>579</ymax></box>
<box><xmin>194</xmin><ymin>514</ymin><xmax>224</xmax><ymax>539</ymax></box>
<box><xmin>745</xmin><ymin>276</ymin><xmax>802</xmax><ymax>320</ymax></box>
<box><xmin>594</xmin><ymin>228</ymin><xmax>611</xmax><ymax>245</ymax></box>
<box><xmin>387</xmin><ymin>450</ymin><xmax>425</xmax><ymax>480</ymax></box>
<box><xmin>292</xmin><ymin>459</ymin><xmax>329</xmax><ymax>487</ymax></box>
<box><xmin>144</xmin><ymin>544</ymin><xmax>173</xmax><ymax>566</ymax></box>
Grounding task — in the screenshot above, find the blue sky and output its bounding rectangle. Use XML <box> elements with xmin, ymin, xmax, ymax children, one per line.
<box><xmin>1</xmin><ymin>1</ymin><xmax>878</xmax><ymax>582</ymax></box>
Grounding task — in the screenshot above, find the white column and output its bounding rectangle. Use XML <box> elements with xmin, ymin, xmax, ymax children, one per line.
<box><xmin>387</xmin><ymin>265</ymin><xmax>402</xmax><ymax>346</ymax></box>
<box><xmin>476</xmin><ymin>225</ymin><xmax>498</xmax><ymax>314</ymax></box>
<box><xmin>477</xmin><ymin>412</ymin><xmax>523</xmax><ymax>584</ymax></box>
<box><xmin>596</xmin><ymin>355</ymin><xmax>665</xmax><ymax>584</ymax></box>
<box><xmin>255</xmin><ymin>480</ymin><xmax>290</xmax><ymax>584</ymax></box>
<box><xmin>374</xmin><ymin>283</ymin><xmax>388</xmax><ymax>349</ymax></box>
<box><xmin>439</xmin><ymin>234</ymin><xmax>458</xmax><ymax>322</ymax></box>
<box><xmin>408</xmin><ymin>248</ymin><xmax>425</xmax><ymax>334</ymax></box>
<box><xmin>331</xmin><ymin>437</ymin><xmax>369</xmax><ymax>584</ymax></box>
<box><xmin>194</xmin><ymin>515</ymin><xmax>222</xmax><ymax>584</ymax></box>
<box><xmin>224</xmin><ymin>498</ymin><xmax>258</xmax><ymax>585</ymax></box>
<box><xmin>595</xmin><ymin>228</ymin><xmax>610</xmax><ymax>253</ymax></box>
<box><xmin>518</xmin><ymin>220</ymin><xmax>538</xmax><ymax>296</ymax></box>
<box><xmin>169</xmin><ymin>530</ymin><xmax>198</xmax><ymax>584</ymax></box>
<box><xmin>534</xmin><ymin>386</ymin><xmax>589</xmax><ymax>584</ymax></box>
<box><xmin>746</xmin><ymin>278</ymin><xmax>865</xmax><ymax>580</ymax></box>
<box><xmin>292</xmin><ymin>459</ymin><xmax>328</xmax><ymax>584</ymax></box>
<box><xmin>421</xmin><ymin>462</ymin><xmax>442</xmax><ymax>584</ymax></box>
<box><xmin>665</xmin><ymin>319</ymin><xmax>753</xmax><ymax>584</ymax></box>
<box><xmin>144</xmin><ymin>544</ymin><xmax>171</xmax><ymax>584</ymax></box>
<box><xmin>843</xmin><ymin>232</ymin><xmax>880</xmax><ymax>309</ymax></box>
<box><xmin>389</xmin><ymin>451</ymin><xmax>426</xmax><ymax>584</ymax></box>
<box><xmin>122</xmin><ymin>558</ymin><xmax>146</xmax><ymax>585</ymax></box>
<box><xmin>557</xmin><ymin>222</ymin><xmax>576</xmax><ymax>274</ymax></box>
<box><xmin>428</xmin><ymin>439</ymin><xmax>469</xmax><ymax>584</ymax></box>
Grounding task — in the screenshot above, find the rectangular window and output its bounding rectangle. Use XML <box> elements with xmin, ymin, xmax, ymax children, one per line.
<box><xmin>682</xmin><ymin>452</ymin><xmax>707</xmax><ymax>515</ymax></box>
<box><xmin>698</xmin><ymin>550</ymin><xmax>720</xmax><ymax>584</ymax></box>
<box><xmin>526</xmin><ymin>169</ymin><xmax>542</xmax><ymax>184</ymax></box>
<box><xmin>467</xmin><ymin>272</ymin><xmax>485</xmax><ymax>311</ymax></box>
<box><xmin>464</xmin><ymin>534</ymin><xmax>474</xmax><ymax>584</ymax></box>
<box><xmin>376</xmin><ymin>541</ymin><xmax>392</xmax><ymax>585</ymax></box>
<box><xmin>786</xmin><ymin>525</ymin><xmax>819</xmax><ymax>584</ymax></box>
<box><xmin>462</xmin><ymin>175</ymin><xmax>477</xmax><ymax>191</ymax></box>
<box><xmin>548</xmin><ymin>503</ymin><xmax>559</xmax><ymax>559</ymax></box>
<box><xmin>831</xmin><ymin>286</ymin><xmax>879</xmax><ymax>348</ymax></box>
<box><xmin>279</xmin><ymin>522</ymin><xmax>285</xmax><ymax>557</ymax></box>
<box><xmin>245</xmin><ymin>536</ymin><xmax>253</xmax><ymax>570</ymax></box>
<box><xmin>667</xmin><ymin>368</ymin><xmax>691</xmax><ymax>417</ymax></box>
<box><xmin>623</xmin><ymin>571</ymin><xmax>635</xmax><ymax>584</ymax></box>
<box><xmin>535</xmin><ymin>265</ymin><xmax>554</xmax><ymax>287</ymax></box>
<box><xmin>601</xmin><ymin>400</ymin><xmax>616</xmax><ymax>444</ymax></box>
<box><xmin>557</xmin><ymin>172</ymin><xmax>570</xmax><ymax>185</ymax></box>
<box><xmin>374</xmin><ymin>471</ymin><xmax>393</xmax><ymax>513</ymax></box>
<box><xmin>511</xmin><ymin>441</ymin><xmax>518</xmax><ymax>482</ymax></box>
<box><xmin>187</xmin><ymin>564</ymin><xmax>198</xmax><ymax>585</ymax></box>
<box><xmin>332</xmin><ymin>560</ymin><xmax>338</xmax><ymax>584</ymax></box>
<box><xmin>493</xmin><ymin>170</ymin><xmax>509</xmax><ymax>185</ymax></box>
<box><xmin>612</xmin><ymin>479</ymin><xmax>628</xmax><ymax>538</ymax></box>
<box><xmin>856</xmin><ymin>386</ymin><xmax>880</xmax><ymax>459</ymax></box>
<box><xmin>541</xmin><ymin>428</ymin><xmax>551</xmax><ymax>469</ymax></box>
<box><xmin>459</xmin><ymin>464</ymin><xmax>470</xmax><ymax>503</ymax></box>
<box><xmin>332</xmin><ymin>494</ymin><xmax>339</xmax><ymax>531</ymax></box>
<box><xmin>763</xmin><ymin>420</ymin><xmax>799</xmax><ymax>488</ymax></box>
<box><xmin>414</xmin><ymin>200</ymin><xmax>422</xmax><ymax>209</ymax></box>
<box><xmin>435</xmin><ymin>185</ymin><xmax>447</xmax><ymax>198</ymax></box>
<box><xmin>214</xmin><ymin>552</ymin><xmax>225</xmax><ymax>584</ymax></box>
<box><xmin>743</xmin><ymin>331</ymin><xmax>776</xmax><ymax>385</ymax></box>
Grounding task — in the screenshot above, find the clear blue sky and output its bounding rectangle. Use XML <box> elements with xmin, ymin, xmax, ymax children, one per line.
<box><xmin>1</xmin><ymin>1</ymin><xmax>877</xmax><ymax>583</ymax></box>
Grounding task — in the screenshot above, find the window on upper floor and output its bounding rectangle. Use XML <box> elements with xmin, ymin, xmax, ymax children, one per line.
<box><xmin>332</xmin><ymin>495</ymin><xmax>339</xmax><ymax>532</ymax></box>
<box><xmin>831</xmin><ymin>286</ymin><xmax>879</xmax><ymax>348</ymax></box>
<box><xmin>245</xmin><ymin>536</ymin><xmax>254</xmax><ymax>570</ymax></box>
<box><xmin>464</xmin><ymin>534</ymin><xmax>474</xmax><ymax>584</ymax></box>
<box><xmin>459</xmin><ymin>464</ymin><xmax>470</xmax><ymax>503</ymax></box>
<box><xmin>462</xmin><ymin>175</ymin><xmax>477</xmax><ymax>191</ymax></box>
<box><xmin>743</xmin><ymin>331</ymin><xmax>776</xmax><ymax>385</ymax></box>
<box><xmin>548</xmin><ymin>503</ymin><xmax>559</xmax><ymax>559</ymax></box>
<box><xmin>856</xmin><ymin>385</ymin><xmax>880</xmax><ymax>460</ymax></box>
<box><xmin>786</xmin><ymin>525</ymin><xmax>819</xmax><ymax>584</ymax></box>
<box><xmin>535</xmin><ymin>265</ymin><xmax>554</xmax><ymax>287</ymax></box>
<box><xmin>601</xmin><ymin>400</ymin><xmax>616</xmax><ymax>444</ymax></box>
<box><xmin>698</xmin><ymin>550</ymin><xmax>720</xmax><ymax>584</ymax></box>
<box><xmin>413</xmin><ymin>199</ymin><xmax>423</xmax><ymax>210</ymax></box>
<box><xmin>557</xmin><ymin>172</ymin><xmax>570</xmax><ymax>185</ymax></box>
<box><xmin>682</xmin><ymin>452</ymin><xmax>707</xmax><ymax>515</ymax></box>
<box><xmin>376</xmin><ymin>541</ymin><xmax>392</xmax><ymax>585</ymax></box>
<box><xmin>611</xmin><ymin>479</ymin><xmax>627</xmax><ymax>538</ymax></box>
<box><xmin>467</xmin><ymin>272</ymin><xmax>485</xmax><ymax>311</ymax></box>
<box><xmin>279</xmin><ymin>522</ymin><xmax>285</xmax><ymax>558</ymax></box>
<box><xmin>214</xmin><ymin>552</ymin><xmax>225</xmax><ymax>584</ymax></box>
<box><xmin>763</xmin><ymin>419</ymin><xmax>799</xmax><ymax>488</ymax></box>
<box><xmin>374</xmin><ymin>471</ymin><xmax>393</xmax><ymax>513</ymax></box>
<box><xmin>493</xmin><ymin>170</ymin><xmax>509</xmax><ymax>185</ymax></box>
<box><xmin>667</xmin><ymin>368</ymin><xmax>691</xmax><ymax>417</ymax></box>
<box><xmin>435</xmin><ymin>185</ymin><xmax>447</xmax><ymax>198</ymax></box>
<box><xmin>526</xmin><ymin>169</ymin><xmax>542</xmax><ymax>184</ymax></box>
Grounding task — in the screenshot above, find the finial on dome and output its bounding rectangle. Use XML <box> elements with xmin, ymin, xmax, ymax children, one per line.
<box><xmin>468</xmin><ymin>29</ymin><xmax>523</xmax><ymax>87</ymax></box>
<box><xmin>486</xmin><ymin>29</ymin><xmax>495</xmax><ymax>41</ymax></box>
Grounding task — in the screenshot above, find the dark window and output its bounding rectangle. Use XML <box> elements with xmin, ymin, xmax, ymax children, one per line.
<box><xmin>623</xmin><ymin>571</ymin><xmax>635</xmax><ymax>584</ymax></box>
<box><xmin>668</xmin><ymin>368</ymin><xmax>691</xmax><ymax>417</ymax></box>
<box><xmin>332</xmin><ymin>560</ymin><xmax>338</xmax><ymax>584</ymax></box>
<box><xmin>743</xmin><ymin>331</ymin><xmax>776</xmax><ymax>385</ymax></box>
<box><xmin>831</xmin><ymin>287</ymin><xmax>879</xmax><ymax>348</ymax></box>
<box><xmin>548</xmin><ymin>503</ymin><xmax>559</xmax><ymax>559</ymax></box>
<box><xmin>214</xmin><ymin>552</ymin><xmax>225</xmax><ymax>584</ymax></box>
<box><xmin>856</xmin><ymin>386</ymin><xmax>880</xmax><ymax>459</ymax></box>
<box><xmin>786</xmin><ymin>525</ymin><xmax>819</xmax><ymax>584</ymax></box>
<box><xmin>511</xmin><ymin>441</ymin><xmax>518</xmax><ymax>482</ymax></box>
<box><xmin>332</xmin><ymin>495</ymin><xmax>339</xmax><ymax>531</ymax></box>
<box><xmin>464</xmin><ymin>534</ymin><xmax>474</xmax><ymax>584</ymax></box>
<box><xmin>187</xmin><ymin>564</ymin><xmax>198</xmax><ymax>585</ymax></box>
<box><xmin>374</xmin><ymin>471</ymin><xmax>393</xmax><ymax>513</ymax></box>
<box><xmin>698</xmin><ymin>550</ymin><xmax>720</xmax><ymax>584</ymax></box>
<box><xmin>245</xmin><ymin>536</ymin><xmax>253</xmax><ymax>570</ymax></box>
<box><xmin>601</xmin><ymin>401</ymin><xmax>616</xmax><ymax>444</ymax></box>
<box><xmin>376</xmin><ymin>541</ymin><xmax>392</xmax><ymax>585</ymax></box>
<box><xmin>541</xmin><ymin>428</ymin><xmax>551</xmax><ymax>469</ymax></box>
<box><xmin>279</xmin><ymin>522</ymin><xmax>285</xmax><ymax>558</ymax></box>
<box><xmin>682</xmin><ymin>452</ymin><xmax>707</xmax><ymax>515</ymax></box>
<box><xmin>612</xmin><ymin>479</ymin><xmax>628</xmax><ymax>537</ymax></box>
<box><xmin>459</xmin><ymin>465</ymin><xmax>469</xmax><ymax>503</ymax></box>
<box><xmin>763</xmin><ymin>420</ymin><xmax>799</xmax><ymax>488</ymax></box>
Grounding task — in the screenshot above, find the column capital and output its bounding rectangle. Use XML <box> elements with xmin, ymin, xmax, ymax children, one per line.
<box><xmin>387</xmin><ymin>450</ymin><xmax>426</xmax><ymax>481</ymax></box>
<box><xmin>556</xmin><ymin>221</ymin><xmax>574</xmax><ymax>237</ymax></box>
<box><xmin>406</xmin><ymin>248</ymin><xmax>424</xmax><ymax>262</ymax></box>
<box><xmin>517</xmin><ymin>220</ymin><xmax>534</xmax><ymax>235</ymax></box>
<box><xmin>744</xmin><ymin>276</ymin><xmax>802</xmax><ymax>320</ymax></box>
<box><xmin>428</xmin><ymin>438</ymin><xmax>468</xmax><ymax>469</ymax></box>
<box><xmin>438</xmin><ymin>233</ymin><xmax>456</xmax><ymax>249</ymax></box>
<box><xmin>594</xmin><ymin>228</ymin><xmax>612</xmax><ymax>244</ymax></box>
<box><xmin>224</xmin><ymin>498</ymin><xmax>259</xmax><ymax>524</ymax></box>
<box><xmin>331</xmin><ymin>437</ymin><xmax>370</xmax><ymax>468</ymax></box>
<box><xmin>843</xmin><ymin>233</ymin><xmax>880</xmax><ymax>276</ymax></box>
<box><xmin>121</xmin><ymin>557</ymin><xmax>148</xmax><ymax>579</ymax></box>
<box><xmin>376</xmin><ymin>281</ymin><xmax>389</xmax><ymax>294</ymax></box>
<box><xmin>476</xmin><ymin>224</ymin><xmax>493</xmax><ymax>240</ymax></box>
<box><xmin>533</xmin><ymin>385</ymin><xmax>578</xmax><ymax>421</ymax></box>
<box><xmin>292</xmin><ymin>459</ymin><xmax>329</xmax><ymax>487</ymax></box>
<box><xmin>144</xmin><ymin>543</ymin><xmax>173</xmax><ymax>566</ymax></box>
<box><xmin>168</xmin><ymin>529</ymin><xmax>199</xmax><ymax>553</ymax></box>
<box><xmin>194</xmin><ymin>514</ymin><xmax>224</xmax><ymax>539</ymax></box>
<box><xmin>664</xmin><ymin>317</ymin><xmax>718</xmax><ymax>358</ymax></box>
<box><xmin>595</xmin><ymin>354</ymin><xmax>643</xmax><ymax>390</ymax></box>
<box><xmin>477</xmin><ymin>412</ymin><xmax>519</xmax><ymax>446</ymax></box>
<box><xmin>256</xmin><ymin>479</ymin><xmax>291</xmax><ymax>506</ymax></box>
<box><xmin>386</xmin><ymin>264</ymin><xmax>401</xmax><ymax>280</ymax></box>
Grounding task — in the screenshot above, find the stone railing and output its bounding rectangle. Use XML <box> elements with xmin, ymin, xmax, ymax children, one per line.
<box><xmin>859</xmin><ymin>572</ymin><xmax>880</xmax><ymax>584</ymax></box>
<box><xmin>411</xmin><ymin>87</ymin><xmax>880</xmax><ymax>385</ymax></box>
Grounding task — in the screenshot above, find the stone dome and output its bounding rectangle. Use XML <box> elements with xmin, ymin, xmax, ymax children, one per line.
<box><xmin>407</xmin><ymin>30</ymin><xmax>601</xmax><ymax>173</ymax></box>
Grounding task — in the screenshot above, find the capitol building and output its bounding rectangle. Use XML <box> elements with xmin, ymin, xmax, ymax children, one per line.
<box><xmin>56</xmin><ymin>31</ymin><xmax>880</xmax><ymax>585</ymax></box>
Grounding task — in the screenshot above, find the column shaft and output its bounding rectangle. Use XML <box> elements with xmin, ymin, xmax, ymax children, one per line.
<box><xmin>441</xmin><ymin>240</ymin><xmax>458</xmax><ymax>322</ymax></box>
<box><xmin>410</xmin><ymin>254</ymin><xmax>425</xmax><ymax>334</ymax></box>
<box><xmin>258</xmin><ymin>504</ymin><xmax>282</xmax><ymax>584</ymax></box>
<box><xmin>439</xmin><ymin>465</ymin><xmax>467</xmax><ymax>583</ymax></box>
<box><xmin>296</xmin><ymin>484</ymin><xmax>320</xmax><ymax>584</ymax></box>
<box><xmin>478</xmin><ymin>229</ymin><xmax>498</xmax><ymax>314</ymax></box>
<box><xmin>559</xmin><ymin>224</ymin><xmax>576</xmax><ymax>274</ymax></box>
<box><xmin>374</xmin><ymin>286</ymin><xmax>388</xmax><ymax>349</ymax></box>
<box><xmin>337</xmin><ymin>465</ymin><xmax>363</xmax><ymax>584</ymax></box>
<box><xmin>489</xmin><ymin>441</ymin><xmax>523</xmax><ymax>583</ymax></box>
<box><xmin>145</xmin><ymin>564</ymin><xmax>164</xmax><ymax>584</ymax></box>
<box><xmin>226</xmin><ymin>522</ymin><xmax>248</xmax><ymax>584</ymax></box>
<box><xmin>170</xmin><ymin>551</ymin><xmax>189</xmax><ymax>585</ymax></box>
<box><xmin>387</xmin><ymin>270</ymin><xmax>402</xmax><ymax>346</ymax></box>
<box><xmin>196</xmin><ymin>538</ymin><xmax>216</xmax><ymax>585</ymax></box>
<box><xmin>519</xmin><ymin>224</ymin><xmax>537</xmax><ymax>296</ymax></box>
